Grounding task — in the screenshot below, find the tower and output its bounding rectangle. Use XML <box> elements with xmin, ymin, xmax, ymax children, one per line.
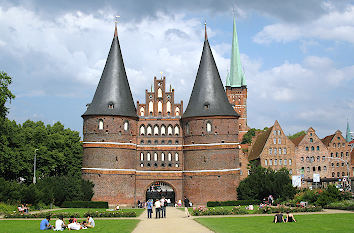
<box><xmin>182</xmin><ymin>25</ymin><xmax>241</xmax><ymax>204</ymax></box>
<box><xmin>81</xmin><ymin>23</ymin><xmax>138</xmax><ymax>205</ymax></box>
<box><xmin>346</xmin><ymin>120</ymin><xmax>352</xmax><ymax>142</ymax></box>
<box><xmin>226</xmin><ymin>16</ymin><xmax>248</xmax><ymax>142</ymax></box>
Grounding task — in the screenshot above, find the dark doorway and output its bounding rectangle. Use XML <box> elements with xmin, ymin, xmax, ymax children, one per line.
<box><xmin>146</xmin><ymin>181</ymin><xmax>175</xmax><ymax>206</ymax></box>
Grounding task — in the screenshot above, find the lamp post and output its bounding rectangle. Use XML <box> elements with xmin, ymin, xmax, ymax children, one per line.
<box><xmin>33</xmin><ymin>149</ymin><xmax>38</xmax><ymax>184</ymax></box>
<box><xmin>323</xmin><ymin>156</ymin><xmax>351</xmax><ymax>191</ymax></box>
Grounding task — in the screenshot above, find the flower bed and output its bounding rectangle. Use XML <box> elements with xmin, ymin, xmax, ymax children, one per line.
<box><xmin>4</xmin><ymin>210</ymin><xmax>136</xmax><ymax>218</ymax></box>
<box><xmin>326</xmin><ymin>200</ymin><xmax>354</xmax><ymax>210</ymax></box>
<box><xmin>191</xmin><ymin>205</ymin><xmax>322</xmax><ymax>216</ymax></box>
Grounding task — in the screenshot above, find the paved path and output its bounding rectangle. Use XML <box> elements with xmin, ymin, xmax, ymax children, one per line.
<box><xmin>132</xmin><ymin>207</ymin><xmax>213</xmax><ymax>233</ymax></box>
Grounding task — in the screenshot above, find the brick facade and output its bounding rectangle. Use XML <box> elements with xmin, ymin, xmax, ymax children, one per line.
<box><xmin>82</xmin><ymin>77</ymin><xmax>241</xmax><ymax>206</ymax></box>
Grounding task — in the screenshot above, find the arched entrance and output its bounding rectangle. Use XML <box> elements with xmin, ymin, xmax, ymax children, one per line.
<box><xmin>146</xmin><ymin>181</ymin><xmax>175</xmax><ymax>206</ymax></box>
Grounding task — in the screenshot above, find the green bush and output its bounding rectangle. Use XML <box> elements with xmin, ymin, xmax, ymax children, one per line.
<box><xmin>207</xmin><ymin>200</ymin><xmax>260</xmax><ymax>207</ymax></box>
<box><xmin>0</xmin><ymin>202</ymin><xmax>17</xmax><ymax>214</ymax></box>
<box><xmin>61</xmin><ymin>201</ymin><xmax>108</xmax><ymax>209</ymax></box>
<box><xmin>4</xmin><ymin>210</ymin><xmax>136</xmax><ymax>218</ymax></box>
<box><xmin>326</xmin><ymin>200</ymin><xmax>354</xmax><ymax>210</ymax></box>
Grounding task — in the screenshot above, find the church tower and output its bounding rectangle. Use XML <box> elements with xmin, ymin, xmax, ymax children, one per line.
<box><xmin>81</xmin><ymin>23</ymin><xmax>138</xmax><ymax>205</ymax></box>
<box><xmin>182</xmin><ymin>25</ymin><xmax>241</xmax><ymax>204</ymax></box>
<box><xmin>226</xmin><ymin>16</ymin><xmax>248</xmax><ymax>142</ymax></box>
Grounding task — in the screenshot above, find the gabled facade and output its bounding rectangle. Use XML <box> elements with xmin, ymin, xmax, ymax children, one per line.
<box><xmin>248</xmin><ymin>121</ymin><xmax>296</xmax><ymax>173</ymax></box>
<box><xmin>291</xmin><ymin>128</ymin><xmax>330</xmax><ymax>184</ymax></box>
<box><xmin>321</xmin><ymin>130</ymin><xmax>351</xmax><ymax>179</ymax></box>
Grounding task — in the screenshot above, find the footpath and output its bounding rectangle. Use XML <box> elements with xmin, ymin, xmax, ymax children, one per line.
<box><xmin>132</xmin><ymin>207</ymin><xmax>213</xmax><ymax>233</ymax></box>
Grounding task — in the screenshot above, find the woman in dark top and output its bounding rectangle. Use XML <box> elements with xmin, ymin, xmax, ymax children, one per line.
<box><xmin>286</xmin><ymin>211</ymin><xmax>297</xmax><ymax>222</ymax></box>
<box><xmin>274</xmin><ymin>212</ymin><xmax>284</xmax><ymax>223</ymax></box>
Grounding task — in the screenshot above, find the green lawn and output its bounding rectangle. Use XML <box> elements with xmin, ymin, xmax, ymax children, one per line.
<box><xmin>0</xmin><ymin>219</ymin><xmax>139</xmax><ymax>233</ymax></box>
<box><xmin>187</xmin><ymin>205</ymin><xmax>260</xmax><ymax>214</ymax></box>
<box><xmin>195</xmin><ymin>213</ymin><xmax>354</xmax><ymax>233</ymax></box>
<box><xmin>46</xmin><ymin>208</ymin><xmax>145</xmax><ymax>217</ymax></box>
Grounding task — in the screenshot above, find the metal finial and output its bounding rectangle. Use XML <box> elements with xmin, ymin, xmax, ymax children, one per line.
<box><xmin>160</xmin><ymin>71</ymin><xmax>163</xmax><ymax>77</ymax></box>
<box><xmin>114</xmin><ymin>16</ymin><xmax>120</xmax><ymax>37</ymax></box>
<box><xmin>204</xmin><ymin>20</ymin><xmax>208</xmax><ymax>40</ymax></box>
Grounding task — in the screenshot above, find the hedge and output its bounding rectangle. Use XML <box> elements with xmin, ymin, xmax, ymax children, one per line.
<box><xmin>207</xmin><ymin>200</ymin><xmax>260</xmax><ymax>207</ymax></box>
<box><xmin>61</xmin><ymin>201</ymin><xmax>108</xmax><ymax>209</ymax></box>
<box><xmin>4</xmin><ymin>211</ymin><xmax>136</xmax><ymax>218</ymax></box>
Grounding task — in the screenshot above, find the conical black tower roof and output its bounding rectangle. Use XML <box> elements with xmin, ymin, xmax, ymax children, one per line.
<box><xmin>82</xmin><ymin>25</ymin><xmax>137</xmax><ymax>118</ymax></box>
<box><xmin>183</xmin><ymin>31</ymin><xmax>238</xmax><ymax>119</ymax></box>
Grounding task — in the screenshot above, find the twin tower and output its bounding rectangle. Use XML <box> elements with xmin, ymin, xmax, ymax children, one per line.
<box><xmin>82</xmin><ymin>20</ymin><xmax>247</xmax><ymax>205</ymax></box>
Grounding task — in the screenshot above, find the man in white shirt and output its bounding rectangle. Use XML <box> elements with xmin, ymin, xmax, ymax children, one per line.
<box><xmin>86</xmin><ymin>215</ymin><xmax>95</xmax><ymax>228</ymax></box>
<box><xmin>154</xmin><ymin>199</ymin><xmax>161</xmax><ymax>218</ymax></box>
<box><xmin>160</xmin><ymin>196</ymin><xmax>166</xmax><ymax>218</ymax></box>
<box><xmin>67</xmin><ymin>219</ymin><xmax>81</xmax><ymax>230</ymax></box>
<box><xmin>54</xmin><ymin>216</ymin><xmax>66</xmax><ymax>231</ymax></box>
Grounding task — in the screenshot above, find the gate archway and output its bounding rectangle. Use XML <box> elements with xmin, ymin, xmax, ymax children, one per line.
<box><xmin>146</xmin><ymin>181</ymin><xmax>175</xmax><ymax>205</ymax></box>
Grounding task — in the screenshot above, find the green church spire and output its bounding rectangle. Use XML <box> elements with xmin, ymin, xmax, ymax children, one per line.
<box><xmin>226</xmin><ymin>16</ymin><xmax>245</xmax><ymax>87</ymax></box>
<box><xmin>346</xmin><ymin>120</ymin><xmax>352</xmax><ymax>142</ymax></box>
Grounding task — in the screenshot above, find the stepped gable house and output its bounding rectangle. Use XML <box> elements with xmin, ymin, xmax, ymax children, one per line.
<box><xmin>81</xmin><ymin>22</ymin><xmax>241</xmax><ymax>206</ymax></box>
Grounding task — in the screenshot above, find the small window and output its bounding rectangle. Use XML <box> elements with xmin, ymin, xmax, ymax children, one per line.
<box><xmin>284</xmin><ymin>159</ymin><xmax>287</xmax><ymax>165</ymax></box>
<box><xmin>336</xmin><ymin>152</ymin><xmax>338</xmax><ymax>157</ymax></box>
<box><xmin>337</xmin><ymin>172</ymin><xmax>340</xmax><ymax>177</ymax></box>
<box><xmin>147</xmin><ymin>153</ymin><xmax>151</xmax><ymax>161</ymax></box>
<box><xmin>306</xmin><ymin>167</ymin><xmax>310</xmax><ymax>172</ymax></box>
<box><xmin>175</xmin><ymin>153</ymin><xmax>179</xmax><ymax>161</ymax></box>
<box><xmin>147</xmin><ymin>125</ymin><xmax>152</xmax><ymax>135</ymax></box>
<box><xmin>168</xmin><ymin>153</ymin><xmax>172</xmax><ymax>161</ymax></box>
<box><xmin>98</xmin><ymin>119</ymin><xmax>104</xmax><ymax>130</ymax></box>
<box><xmin>140</xmin><ymin>125</ymin><xmax>145</xmax><ymax>135</ymax></box>
<box><xmin>161</xmin><ymin>153</ymin><xmax>165</xmax><ymax>161</ymax></box>
<box><xmin>186</xmin><ymin>123</ymin><xmax>190</xmax><ymax>135</ymax></box>
<box><xmin>175</xmin><ymin>126</ymin><xmax>180</xmax><ymax>135</ymax></box>
<box><xmin>273</xmin><ymin>131</ymin><xmax>276</xmax><ymax>135</ymax></box>
<box><xmin>289</xmin><ymin>159</ymin><xmax>292</xmax><ymax>165</ymax></box>
<box><xmin>168</xmin><ymin>140</ymin><xmax>172</xmax><ymax>145</ymax></box>
<box><xmin>336</xmin><ymin>163</ymin><xmax>339</xmax><ymax>167</ymax></box>
<box><xmin>147</xmin><ymin>163</ymin><xmax>151</xmax><ymax>167</ymax></box>
<box><xmin>206</xmin><ymin>122</ymin><xmax>212</xmax><ymax>133</ymax></box>
<box><xmin>273</xmin><ymin>139</ymin><xmax>276</xmax><ymax>144</ymax></box>
<box><xmin>324</xmin><ymin>166</ymin><xmax>327</xmax><ymax>171</ymax></box>
<box><xmin>140</xmin><ymin>107</ymin><xmax>145</xmax><ymax>116</ymax></box>
<box><xmin>274</xmin><ymin>149</ymin><xmax>277</xmax><ymax>155</ymax></box>
<box><xmin>310</xmin><ymin>138</ymin><xmax>313</xmax><ymax>142</ymax></box>
<box><xmin>269</xmin><ymin>148</ymin><xmax>272</xmax><ymax>155</ymax></box>
<box><xmin>269</xmin><ymin>159</ymin><xmax>272</xmax><ymax>165</ymax></box>
<box><xmin>317</xmin><ymin>156</ymin><xmax>320</xmax><ymax>161</ymax></box>
<box><xmin>301</xmin><ymin>157</ymin><xmax>304</xmax><ymax>162</ymax></box>
<box><xmin>317</xmin><ymin>146</ymin><xmax>319</xmax><ymax>151</ymax></box>
<box><xmin>331</xmin><ymin>163</ymin><xmax>334</xmax><ymax>167</ymax></box>
<box><xmin>342</xmin><ymin>172</ymin><xmax>345</xmax><ymax>176</ymax></box>
<box><xmin>149</xmin><ymin>101</ymin><xmax>154</xmax><ymax>113</ymax></box>
<box><xmin>279</xmin><ymin>159</ymin><xmax>282</xmax><ymax>165</ymax></box>
<box><xmin>168</xmin><ymin>125</ymin><xmax>173</xmax><ymax>135</ymax></box>
<box><xmin>322</xmin><ymin>156</ymin><xmax>325</xmax><ymax>161</ymax></box>
<box><xmin>140</xmin><ymin>163</ymin><xmax>144</xmax><ymax>167</ymax></box>
<box><xmin>265</xmin><ymin>159</ymin><xmax>268</xmax><ymax>166</ymax></box>
<box><xmin>289</xmin><ymin>169</ymin><xmax>292</xmax><ymax>175</ymax></box>
<box><xmin>313</xmin><ymin>167</ymin><xmax>316</xmax><ymax>171</ymax></box>
<box><xmin>333</xmin><ymin>143</ymin><xmax>336</xmax><ymax>148</ymax></box>
<box><xmin>123</xmin><ymin>121</ymin><xmax>129</xmax><ymax>131</ymax></box>
<box><xmin>175</xmin><ymin>107</ymin><xmax>180</xmax><ymax>116</ymax></box>
<box><xmin>311</xmin><ymin>146</ymin><xmax>314</xmax><ymax>151</ymax></box>
<box><xmin>274</xmin><ymin>159</ymin><xmax>278</xmax><ymax>165</ymax></box>
<box><xmin>154</xmin><ymin>153</ymin><xmax>158</xmax><ymax>161</ymax></box>
<box><xmin>332</xmin><ymin>172</ymin><xmax>335</xmax><ymax>177</ymax></box>
<box><xmin>283</xmin><ymin>148</ymin><xmax>287</xmax><ymax>154</ymax></box>
<box><xmin>175</xmin><ymin>164</ymin><xmax>179</xmax><ymax>167</ymax></box>
<box><xmin>108</xmin><ymin>103</ymin><xmax>114</xmax><ymax>109</ymax></box>
<box><xmin>161</xmin><ymin>125</ymin><xmax>166</xmax><ymax>135</ymax></box>
<box><xmin>140</xmin><ymin>153</ymin><xmax>144</xmax><ymax>161</ymax></box>
<box><xmin>331</xmin><ymin>152</ymin><xmax>333</xmax><ymax>157</ymax></box>
<box><xmin>278</xmin><ymin>138</ymin><xmax>281</xmax><ymax>144</ymax></box>
<box><xmin>341</xmin><ymin>162</ymin><xmax>344</xmax><ymax>167</ymax></box>
<box><xmin>306</xmin><ymin>147</ymin><xmax>309</xmax><ymax>151</ymax></box>
<box><xmin>318</xmin><ymin>166</ymin><xmax>321</xmax><ymax>171</ymax></box>
<box><xmin>204</xmin><ymin>103</ymin><xmax>210</xmax><ymax>110</ymax></box>
<box><xmin>341</xmin><ymin>152</ymin><xmax>343</xmax><ymax>157</ymax></box>
<box><xmin>278</xmin><ymin>148</ymin><xmax>282</xmax><ymax>155</ymax></box>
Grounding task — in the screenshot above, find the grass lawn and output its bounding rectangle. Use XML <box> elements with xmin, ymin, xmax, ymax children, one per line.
<box><xmin>47</xmin><ymin>208</ymin><xmax>145</xmax><ymax>217</ymax></box>
<box><xmin>195</xmin><ymin>213</ymin><xmax>354</xmax><ymax>233</ymax></box>
<box><xmin>0</xmin><ymin>219</ymin><xmax>139</xmax><ymax>233</ymax></box>
<box><xmin>186</xmin><ymin>205</ymin><xmax>260</xmax><ymax>214</ymax></box>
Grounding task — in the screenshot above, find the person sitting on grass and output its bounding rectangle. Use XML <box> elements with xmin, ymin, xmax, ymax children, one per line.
<box><xmin>40</xmin><ymin>216</ymin><xmax>53</xmax><ymax>230</ymax></box>
<box><xmin>273</xmin><ymin>212</ymin><xmax>284</xmax><ymax>223</ymax></box>
<box><xmin>70</xmin><ymin>215</ymin><xmax>78</xmax><ymax>223</ymax></box>
<box><xmin>86</xmin><ymin>215</ymin><xmax>95</xmax><ymax>228</ymax></box>
<box><xmin>54</xmin><ymin>216</ymin><xmax>66</xmax><ymax>231</ymax></box>
<box><xmin>67</xmin><ymin>219</ymin><xmax>82</xmax><ymax>230</ymax></box>
<box><xmin>285</xmin><ymin>211</ymin><xmax>297</xmax><ymax>222</ymax></box>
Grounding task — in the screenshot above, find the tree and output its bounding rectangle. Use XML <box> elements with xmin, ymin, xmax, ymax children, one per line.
<box><xmin>288</xmin><ymin>131</ymin><xmax>306</xmax><ymax>139</ymax></box>
<box><xmin>237</xmin><ymin>164</ymin><xmax>296</xmax><ymax>202</ymax></box>
<box><xmin>241</xmin><ymin>127</ymin><xmax>269</xmax><ymax>144</ymax></box>
<box><xmin>0</xmin><ymin>71</ymin><xmax>15</xmax><ymax>120</ymax></box>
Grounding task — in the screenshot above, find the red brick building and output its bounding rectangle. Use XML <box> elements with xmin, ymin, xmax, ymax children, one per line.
<box><xmin>81</xmin><ymin>24</ymin><xmax>241</xmax><ymax>206</ymax></box>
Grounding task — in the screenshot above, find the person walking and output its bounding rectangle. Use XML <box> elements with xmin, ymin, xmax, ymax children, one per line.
<box><xmin>147</xmin><ymin>199</ymin><xmax>153</xmax><ymax>219</ymax></box>
<box><xmin>160</xmin><ymin>196</ymin><xmax>166</xmax><ymax>218</ymax></box>
<box><xmin>155</xmin><ymin>199</ymin><xmax>161</xmax><ymax>219</ymax></box>
<box><xmin>184</xmin><ymin>196</ymin><xmax>190</xmax><ymax>217</ymax></box>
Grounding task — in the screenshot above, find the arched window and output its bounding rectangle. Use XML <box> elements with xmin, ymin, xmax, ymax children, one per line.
<box><xmin>206</xmin><ymin>122</ymin><xmax>212</xmax><ymax>133</ymax></box>
<box><xmin>157</xmin><ymin>88</ymin><xmax>162</xmax><ymax>98</ymax></box>
<box><xmin>167</xmin><ymin>101</ymin><xmax>171</xmax><ymax>113</ymax></box>
<box><xmin>283</xmin><ymin>148</ymin><xmax>287</xmax><ymax>154</ymax></box>
<box><xmin>98</xmin><ymin>119</ymin><xmax>104</xmax><ymax>130</ymax></box>
<box><xmin>147</xmin><ymin>125</ymin><xmax>152</xmax><ymax>135</ymax></box>
<box><xmin>265</xmin><ymin>159</ymin><xmax>268</xmax><ymax>166</ymax></box>
<box><xmin>269</xmin><ymin>159</ymin><xmax>272</xmax><ymax>165</ymax></box>
<box><xmin>168</xmin><ymin>153</ymin><xmax>172</xmax><ymax>161</ymax></box>
<box><xmin>147</xmin><ymin>153</ymin><xmax>151</xmax><ymax>161</ymax></box>
<box><xmin>284</xmin><ymin>159</ymin><xmax>287</xmax><ymax>165</ymax></box>
<box><xmin>318</xmin><ymin>166</ymin><xmax>321</xmax><ymax>171</ymax></box>
<box><xmin>324</xmin><ymin>166</ymin><xmax>327</xmax><ymax>171</ymax></box>
<box><xmin>140</xmin><ymin>125</ymin><xmax>145</xmax><ymax>135</ymax></box>
<box><xmin>168</xmin><ymin>125</ymin><xmax>173</xmax><ymax>135</ymax></box>
<box><xmin>140</xmin><ymin>107</ymin><xmax>145</xmax><ymax>116</ymax></box>
<box><xmin>140</xmin><ymin>153</ymin><xmax>144</xmax><ymax>161</ymax></box>
<box><xmin>154</xmin><ymin>153</ymin><xmax>158</xmax><ymax>161</ymax></box>
<box><xmin>175</xmin><ymin>153</ymin><xmax>179</xmax><ymax>161</ymax></box>
<box><xmin>175</xmin><ymin>107</ymin><xmax>180</xmax><ymax>116</ymax></box>
<box><xmin>289</xmin><ymin>159</ymin><xmax>292</xmax><ymax>165</ymax></box>
<box><xmin>154</xmin><ymin>125</ymin><xmax>159</xmax><ymax>135</ymax></box>
<box><xmin>158</xmin><ymin>101</ymin><xmax>162</xmax><ymax>113</ymax></box>
<box><xmin>149</xmin><ymin>101</ymin><xmax>153</xmax><ymax>113</ymax></box>
<box><xmin>278</xmin><ymin>148</ymin><xmax>282</xmax><ymax>155</ymax></box>
<box><xmin>186</xmin><ymin>123</ymin><xmax>190</xmax><ymax>135</ymax></box>
<box><xmin>161</xmin><ymin>153</ymin><xmax>165</xmax><ymax>161</ymax></box>
<box><xmin>123</xmin><ymin>121</ymin><xmax>129</xmax><ymax>131</ymax></box>
<box><xmin>161</xmin><ymin>125</ymin><xmax>166</xmax><ymax>135</ymax></box>
<box><xmin>311</xmin><ymin>146</ymin><xmax>314</xmax><ymax>151</ymax></box>
<box><xmin>174</xmin><ymin>125</ymin><xmax>180</xmax><ymax>135</ymax></box>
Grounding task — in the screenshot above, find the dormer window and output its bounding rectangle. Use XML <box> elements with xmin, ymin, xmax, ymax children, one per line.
<box><xmin>108</xmin><ymin>103</ymin><xmax>114</xmax><ymax>109</ymax></box>
<box><xmin>204</xmin><ymin>103</ymin><xmax>210</xmax><ymax>110</ymax></box>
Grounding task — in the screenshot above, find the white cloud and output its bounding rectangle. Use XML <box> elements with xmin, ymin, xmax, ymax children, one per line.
<box><xmin>253</xmin><ymin>4</ymin><xmax>354</xmax><ymax>44</ymax></box>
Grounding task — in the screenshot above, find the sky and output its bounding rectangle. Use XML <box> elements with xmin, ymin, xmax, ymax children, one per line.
<box><xmin>1</xmin><ymin>0</ymin><xmax>354</xmax><ymax>139</ymax></box>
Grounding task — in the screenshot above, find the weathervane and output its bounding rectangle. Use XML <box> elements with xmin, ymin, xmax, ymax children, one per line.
<box><xmin>160</xmin><ymin>71</ymin><xmax>163</xmax><ymax>77</ymax></box>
